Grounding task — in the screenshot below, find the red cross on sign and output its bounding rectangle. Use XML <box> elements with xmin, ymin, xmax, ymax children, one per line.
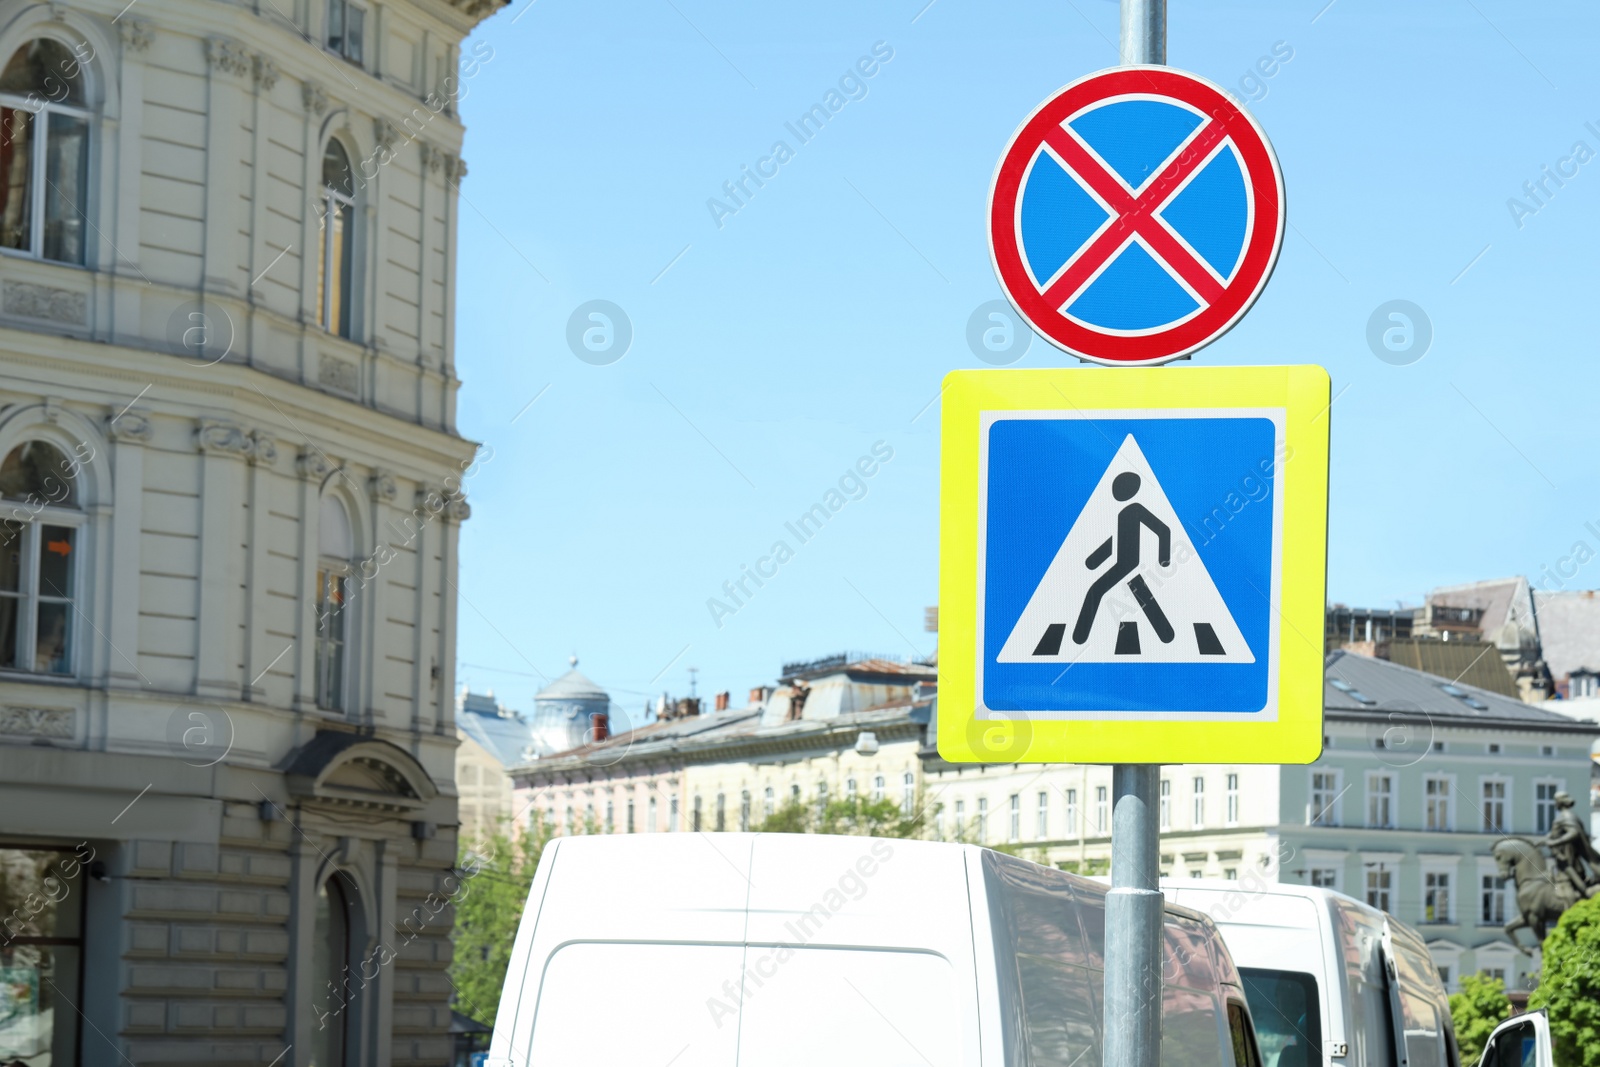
<box><xmin>988</xmin><ymin>66</ymin><xmax>1285</xmax><ymax>366</ymax></box>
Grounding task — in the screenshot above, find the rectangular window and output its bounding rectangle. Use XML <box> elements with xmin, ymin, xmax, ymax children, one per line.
<box><xmin>605</xmin><ymin>801</ymin><xmax>614</xmax><ymax>833</ymax></box>
<box><xmin>739</xmin><ymin>791</ymin><xmax>750</xmax><ymax>832</ymax></box>
<box><xmin>1437</xmin><ymin>965</ymin><xmax>1451</xmax><ymax>989</ymax></box>
<box><xmin>327</xmin><ymin>0</ymin><xmax>366</xmax><ymax>62</ymax></box>
<box><xmin>1226</xmin><ymin>773</ymin><xmax>1240</xmax><ymax>825</ymax></box>
<box><xmin>1192</xmin><ymin>776</ymin><xmax>1205</xmax><ymax>828</ymax></box>
<box><xmin>1482</xmin><ymin>780</ymin><xmax>1506</xmax><ymax>833</ymax></box>
<box><xmin>954</xmin><ymin>799</ymin><xmax>966</xmax><ymax>841</ymax></box>
<box><xmin>902</xmin><ymin>773</ymin><xmax>915</xmax><ymax>817</ymax></box>
<box><xmin>0</xmin><ymin>93</ymin><xmax>91</xmax><ymax>265</ymax></box>
<box><xmin>313</xmin><ymin>566</ymin><xmax>348</xmax><ymax>711</ymax></box>
<box><xmin>626</xmin><ymin>800</ymin><xmax>635</xmax><ymax>834</ymax></box>
<box><xmin>1159</xmin><ymin>779</ymin><xmax>1172</xmax><ymax>831</ymax></box>
<box><xmin>977</xmin><ymin>797</ymin><xmax>988</xmax><ymax>843</ymax></box>
<box><xmin>1037</xmin><ymin>791</ymin><xmax>1049</xmax><ymax>840</ymax></box>
<box><xmin>0</xmin><ymin>845</ymin><xmax>86</xmax><ymax>1066</ymax></box>
<box><xmin>715</xmin><ymin>794</ymin><xmax>725</xmax><ymax>832</ymax></box>
<box><xmin>1008</xmin><ymin>794</ymin><xmax>1020</xmax><ymax>843</ymax></box>
<box><xmin>1536</xmin><ymin>783</ymin><xmax>1559</xmax><ymax>834</ymax></box>
<box><xmin>1424</xmin><ymin>870</ymin><xmax>1451</xmax><ymax>924</ymax></box>
<box><xmin>669</xmin><ymin>795</ymin><xmax>678</xmax><ymax>832</ymax></box>
<box><xmin>1424</xmin><ymin>777</ymin><xmax>1451</xmax><ymax>831</ymax></box>
<box><xmin>1310</xmin><ymin>867</ymin><xmax>1338</xmax><ymax>889</ymax></box>
<box><xmin>1224</xmin><ymin>868</ymin><xmax>1238</xmax><ymax>880</ymax></box>
<box><xmin>1065</xmin><ymin>788</ymin><xmax>1078</xmax><ymax>835</ymax></box>
<box><xmin>1366</xmin><ymin>867</ymin><xmax>1392</xmax><ymax>913</ymax></box>
<box><xmin>1481</xmin><ymin>872</ymin><xmax>1506</xmax><ymax>925</ymax></box>
<box><xmin>0</xmin><ymin>521</ymin><xmax>76</xmax><ymax>676</ymax></box>
<box><xmin>648</xmin><ymin>796</ymin><xmax>657</xmax><ymax>832</ymax></box>
<box><xmin>1311</xmin><ymin>770</ymin><xmax>1341</xmax><ymax>826</ymax></box>
<box><xmin>1366</xmin><ymin>774</ymin><xmax>1394</xmax><ymax>829</ymax></box>
<box><xmin>764</xmin><ymin>787</ymin><xmax>775</xmax><ymax>818</ymax></box>
<box><xmin>1095</xmin><ymin>786</ymin><xmax>1108</xmax><ymax>834</ymax></box>
<box><xmin>692</xmin><ymin>796</ymin><xmax>703</xmax><ymax>832</ymax></box>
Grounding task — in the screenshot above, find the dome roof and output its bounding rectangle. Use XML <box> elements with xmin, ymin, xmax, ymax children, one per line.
<box><xmin>536</xmin><ymin>657</ymin><xmax>608</xmax><ymax>702</ymax></box>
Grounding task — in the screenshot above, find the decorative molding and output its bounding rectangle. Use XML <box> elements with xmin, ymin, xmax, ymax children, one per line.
<box><xmin>195</xmin><ymin>419</ymin><xmax>250</xmax><ymax>455</ymax></box>
<box><xmin>42</xmin><ymin>397</ymin><xmax>62</xmax><ymax>424</ymax></box>
<box><xmin>204</xmin><ymin>36</ymin><xmax>250</xmax><ymax>78</ymax></box>
<box><xmin>419</xmin><ymin>143</ymin><xmax>444</xmax><ymax>175</ymax></box>
<box><xmin>444</xmin><ymin>156</ymin><xmax>467</xmax><ymax>183</ymax></box>
<box><xmin>301</xmin><ymin>80</ymin><xmax>328</xmax><ymax>115</ymax></box>
<box><xmin>297</xmin><ymin>450</ymin><xmax>333</xmax><ymax>481</ymax></box>
<box><xmin>252</xmin><ymin>54</ymin><xmax>279</xmax><ymax>91</ymax></box>
<box><xmin>119</xmin><ymin>19</ymin><xmax>153</xmax><ymax>53</ymax></box>
<box><xmin>415</xmin><ymin>486</ymin><xmax>447</xmax><ymax>515</ymax></box>
<box><xmin>318</xmin><ymin>355</ymin><xmax>358</xmax><ymax>395</ymax></box>
<box><xmin>373</xmin><ymin>118</ymin><xmax>399</xmax><ymax>151</ymax></box>
<box><xmin>3</xmin><ymin>281</ymin><xmax>87</xmax><ymax>325</ymax></box>
<box><xmin>248</xmin><ymin>431</ymin><xmax>279</xmax><ymax>467</ymax></box>
<box><xmin>368</xmin><ymin>469</ymin><xmax>398</xmax><ymax>503</ymax></box>
<box><xmin>106</xmin><ymin>409</ymin><xmax>153</xmax><ymax>444</ymax></box>
<box><xmin>0</xmin><ymin>706</ymin><xmax>74</xmax><ymax>740</ymax></box>
<box><xmin>445</xmin><ymin>496</ymin><xmax>471</xmax><ymax>522</ymax></box>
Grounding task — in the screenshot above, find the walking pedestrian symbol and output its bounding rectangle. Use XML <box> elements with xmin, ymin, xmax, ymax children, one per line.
<box><xmin>998</xmin><ymin>435</ymin><xmax>1254</xmax><ymax>666</ymax></box>
<box><xmin>978</xmin><ymin>410</ymin><xmax>1283</xmax><ymax>717</ymax></box>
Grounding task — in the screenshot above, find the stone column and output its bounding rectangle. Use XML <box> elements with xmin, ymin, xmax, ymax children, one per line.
<box><xmin>104</xmin><ymin>409</ymin><xmax>151</xmax><ymax>691</ymax></box>
<box><xmin>360</xmin><ymin>468</ymin><xmax>397</xmax><ymax>726</ymax></box>
<box><xmin>202</xmin><ymin>37</ymin><xmax>251</xmax><ymax>294</ymax></box>
<box><xmin>244</xmin><ymin>432</ymin><xmax>280</xmax><ymax>701</ymax></box>
<box><xmin>194</xmin><ymin>419</ymin><xmax>251</xmax><ymax>699</ymax></box>
<box><xmin>293</xmin><ymin>450</ymin><xmax>332</xmax><ymax>716</ymax></box>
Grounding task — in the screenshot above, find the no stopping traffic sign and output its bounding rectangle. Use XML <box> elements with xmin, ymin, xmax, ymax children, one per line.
<box><xmin>988</xmin><ymin>66</ymin><xmax>1285</xmax><ymax>366</ymax></box>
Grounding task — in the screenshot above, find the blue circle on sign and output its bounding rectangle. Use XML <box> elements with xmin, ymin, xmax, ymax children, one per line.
<box><xmin>1019</xmin><ymin>99</ymin><xmax>1251</xmax><ymax>333</ymax></box>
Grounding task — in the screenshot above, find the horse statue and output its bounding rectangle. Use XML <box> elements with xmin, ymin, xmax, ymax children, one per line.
<box><xmin>1493</xmin><ymin>836</ymin><xmax>1600</xmax><ymax>954</ymax></box>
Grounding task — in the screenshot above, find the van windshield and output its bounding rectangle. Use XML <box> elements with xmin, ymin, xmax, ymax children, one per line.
<box><xmin>1239</xmin><ymin>968</ymin><xmax>1323</xmax><ymax>1067</ymax></box>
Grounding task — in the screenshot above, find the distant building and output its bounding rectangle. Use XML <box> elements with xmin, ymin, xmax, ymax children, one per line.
<box><xmin>509</xmin><ymin>656</ymin><xmax>936</xmax><ymax>838</ymax></box>
<box><xmin>455</xmin><ymin>689</ymin><xmax>538</xmax><ymax>845</ymax></box>
<box><xmin>1419</xmin><ymin>578</ymin><xmax>1547</xmax><ymax>699</ymax></box>
<box><xmin>920</xmin><ymin>651</ymin><xmax>1598</xmax><ymax>992</ymax></box>
<box><xmin>527</xmin><ymin>657</ymin><xmax>612</xmax><ymax>759</ymax></box>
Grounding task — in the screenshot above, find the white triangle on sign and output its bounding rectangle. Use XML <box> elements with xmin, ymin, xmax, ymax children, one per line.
<box><xmin>997</xmin><ymin>434</ymin><xmax>1255</xmax><ymax>665</ymax></box>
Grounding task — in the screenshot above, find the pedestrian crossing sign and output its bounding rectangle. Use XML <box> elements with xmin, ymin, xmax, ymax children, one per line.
<box><xmin>938</xmin><ymin>365</ymin><xmax>1329</xmax><ymax>764</ymax></box>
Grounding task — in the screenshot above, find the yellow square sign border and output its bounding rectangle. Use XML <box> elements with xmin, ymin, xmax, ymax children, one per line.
<box><xmin>937</xmin><ymin>365</ymin><xmax>1330</xmax><ymax>765</ymax></box>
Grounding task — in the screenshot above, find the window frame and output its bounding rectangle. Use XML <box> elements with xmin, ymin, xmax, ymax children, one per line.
<box><xmin>1478</xmin><ymin>858</ymin><xmax>1508</xmax><ymax>926</ymax></box>
<box><xmin>1158</xmin><ymin>778</ymin><xmax>1172</xmax><ymax>831</ymax></box>
<box><xmin>0</xmin><ymin>502</ymin><xmax>84</xmax><ymax>679</ymax></box>
<box><xmin>1422</xmin><ymin>864</ymin><xmax>1453</xmax><ymax>924</ymax></box>
<box><xmin>313</xmin><ymin>560</ymin><xmax>351</xmax><ymax>712</ymax></box>
<box><xmin>1192</xmin><ymin>775</ymin><xmax>1205</xmax><ymax>828</ymax></box>
<box><xmin>1534</xmin><ymin>779</ymin><xmax>1563</xmax><ymax>835</ymax></box>
<box><xmin>0</xmin><ymin>38</ymin><xmax>95</xmax><ymax>267</ymax></box>
<box><xmin>1366</xmin><ymin>771</ymin><xmax>1395</xmax><ymax>830</ymax></box>
<box><xmin>1225</xmin><ymin>772</ymin><xmax>1240</xmax><ymax>826</ymax></box>
<box><xmin>325</xmin><ymin>0</ymin><xmax>368</xmax><ymax>65</ymax></box>
<box><xmin>1423</xmin><ymin>774</ymin><xmax>1454</xmax><ymax>832</ymax></box>
<box><xmin>1036</xmin><ymin>789</ymin><xmax>1049</xmax><ymax>840</ymax></box>
<box><xmin>316</xmin><ymin>139</ymin><xmax>357</xmax><ymax>338</ymax></box>
<box><xmin>0</xmin><ymin>842</ymin><xmax>88</xmax><ymax>1066</ymax></box>
<box><xmin>1480</xmin><ymin>776</ymin><xmax>1509</xmax><ymax>834</ymax></box>
<box><xmin>1310</xmin><ymin>768</ymin><xmax>1342</xmax><ymax>827</ymax></box>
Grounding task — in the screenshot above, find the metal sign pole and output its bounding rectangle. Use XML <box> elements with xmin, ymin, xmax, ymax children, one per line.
<box><xmin>1105</xmin><ymin>9</ymin><xmax>1165</xmax><ymax>1067</ymax></box>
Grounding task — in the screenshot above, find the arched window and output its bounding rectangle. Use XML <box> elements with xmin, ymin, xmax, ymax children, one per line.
<box><xmin>309</xmin><ymin>874</ymin><xmax>354</xmax><ymax>1067</ymax></box>
<box><xmin>0</xmin><ymin>40</ymin><xmax>90</xmax><ymax>264</ymax></box>
<box><xmin>314</xmin><ymin>495</ymin><xmax>352</xmax><ymax>711</ymax></box>
<box><xmin>0</xmin><ymin>440</ymin><xmax>81</xmax><ymax>674</ymax></box>
<box><xmin>317</xmin><ymin>141</ymin><xmax>355</xmax><ymax>338</ymax></box>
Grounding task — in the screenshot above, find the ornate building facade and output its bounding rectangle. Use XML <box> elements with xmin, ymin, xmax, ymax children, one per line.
<box><xmin>0</xmin><ymin>0</ymin><xmax>502</xmax><ymax>1059</ymax></box>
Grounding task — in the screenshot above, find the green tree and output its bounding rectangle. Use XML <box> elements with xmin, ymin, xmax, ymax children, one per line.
<box><xmin>751</xmin><ymin>795</ymin><xmax>933</xmax><ymax>839</ymax></box>
<box><xmin>449</xmin><ymin>821</ymin><xmax>549</xmax><ymax>1027</ymax></box>
<box><xmin>1528</xmin><ymin>893</ymin><xmax>1600</xmax><ymax>1065</ymax></box>
<box><xmin>1449</xmin><ymin>971</ymin><xmax>1512</xmax><ymax>1064</ymax></box>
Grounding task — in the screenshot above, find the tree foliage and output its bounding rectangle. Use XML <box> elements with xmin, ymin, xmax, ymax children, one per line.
<box><xmin>1528</xmin><ymin>892</ymin><xmax>1600</xmax><ymax>1065</ymax></box>
<box><xmin>752</xmin><ymin>796</ymin><xmax>930</xmax><ymax>839</ymax></box>
<box><xmin>1449</xmin><ymin>972</ymin><xmax>1512</xmax><ymax>1065</ymax></box>
<box><xmin>448</xmin><ymin>821</ymin><xmax>549</xmax><ymax>1027</ymax></box>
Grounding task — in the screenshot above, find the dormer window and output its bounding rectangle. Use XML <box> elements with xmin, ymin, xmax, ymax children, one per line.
<box><xmin>0</xmin><ymin>40</ymin><xmax>91</xmax><ymax>265</ymax></box>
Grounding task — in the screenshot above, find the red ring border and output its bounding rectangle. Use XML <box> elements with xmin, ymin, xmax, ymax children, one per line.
<box><xmin>988</xmin><ymin>66</ymin><xmax>1285</xmax><ymax>366</ymax></box>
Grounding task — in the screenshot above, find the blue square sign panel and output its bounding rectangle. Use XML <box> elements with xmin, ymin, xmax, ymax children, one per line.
<box><xmin>979</xmin><ymin>410</ymin><xmax>1285</xmax><ymax>718</ymax></box>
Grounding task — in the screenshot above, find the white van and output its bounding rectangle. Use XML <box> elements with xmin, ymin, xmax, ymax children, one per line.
<box><xmin>1162</xmin><ymin>880</ymin><xmax>1550</xmax><ymax>1067</ymax></box>
<box><xmin>487</xmin><ymin>833</ymin><xmax>1262</xmax><ymax>1067</ymax></box>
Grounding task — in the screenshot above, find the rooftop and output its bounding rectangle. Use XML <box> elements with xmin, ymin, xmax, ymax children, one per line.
<box><xmin>1325</xmin><ymin>649</ymin><xmax>1597</xmax><ymax>732</ymax></box>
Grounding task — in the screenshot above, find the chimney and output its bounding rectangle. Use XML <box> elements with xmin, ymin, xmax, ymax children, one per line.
<box><xmin>715</xmin><ymin>691</ymin><xmax>730</xmax><ymax>711</ymax></box>
<box><xmin>749</xmin><ymin>686</ymin><xmax>772</xmax><ymax>706</ymax></box>
<box><xmin>588</xmin><ymin>711</ymin><xmax>609</xmax><ymax>742</ymax></box>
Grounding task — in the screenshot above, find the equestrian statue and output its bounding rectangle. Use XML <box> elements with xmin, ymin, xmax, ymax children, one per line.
<box><xmin>1492</xmin><ymin>791</ymin><xmax>1600</xmax><ymax>954</ymax></box>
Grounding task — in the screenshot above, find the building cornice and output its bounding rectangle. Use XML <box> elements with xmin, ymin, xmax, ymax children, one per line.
<box><xmin>1326</xmin><ymin>707</ymin><xmax>1600</xmax><ymax>735</ymax></box>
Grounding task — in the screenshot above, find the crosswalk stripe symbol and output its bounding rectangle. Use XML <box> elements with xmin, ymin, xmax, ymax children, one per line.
<box><xmin>996</xmin><ymin>434</ymin><xmax>1255</xmax><ymax>665</ymax></box>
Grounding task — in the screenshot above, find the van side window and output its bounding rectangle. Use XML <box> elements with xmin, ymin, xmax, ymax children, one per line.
<box><xmin>1228</xmin><ymin>1001</ymin><xmax>1263</xmax><ymax>1067</ymax></box>
<box><xmin>1239</xmin><ymin>967</ymin><xmax>1322</xmax><ymax>1067</ymax></box>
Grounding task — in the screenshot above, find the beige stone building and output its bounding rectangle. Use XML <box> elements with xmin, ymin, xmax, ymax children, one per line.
<box><xmin>0</xmin><ymin>0</ymin><xmax>503</xmax><ymax>1059</ymax></box>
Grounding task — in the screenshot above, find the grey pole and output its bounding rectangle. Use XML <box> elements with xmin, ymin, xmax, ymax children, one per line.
<box><xmin>1104</xmin><ymin>8</ymin><xmax>1166</xmax><ymax>1065</ymax></box>
<box><xmin>1120</xmin><ymin>0</ymin><xmax>1167</xmax><ymax>65</ymax></box>
<box><xmin>1104</xmin><ymin>765</ymin><xmax>1162</xmax><ymax>1067</ymax></box>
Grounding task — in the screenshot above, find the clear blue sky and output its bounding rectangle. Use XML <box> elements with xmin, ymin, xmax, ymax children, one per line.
<box><xmin>449</xmin><ymin>0</ymin><xmax>1598</xmax><ymax>718</ymax></box>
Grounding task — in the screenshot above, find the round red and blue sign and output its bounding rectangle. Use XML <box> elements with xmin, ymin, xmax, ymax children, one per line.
<box><xmin>988</xmin><ymin>66</ymin><xmax>1285</xmax><ymax>366</ymax></box>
